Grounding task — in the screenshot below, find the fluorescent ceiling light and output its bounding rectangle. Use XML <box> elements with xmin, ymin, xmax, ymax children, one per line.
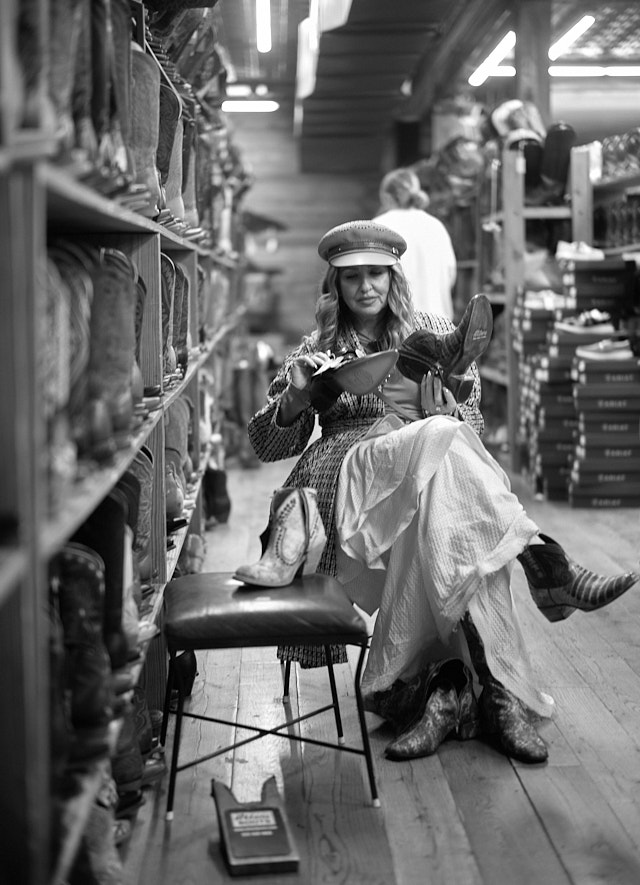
<box><xmin>487</xmin><ymin>65</ymin><xmax>516</xmax><ymax>78</ymax></box>
<box><xmin>256</xmin><ymin>0</ymin><xmax>271</xmax><ymax>54</ymax></box>
<box><xmin>548</xmin><ymin>15</ymin><xmax>595</xmax><ymax>60</ymax></box>
<box><xmin>221</xmin><ymin>100</ymin><xmax>280</xmax><ymax>113</ymax></box>
<box><xmin>602</xmin><ymin>66</ymin><xmax>640</xmax><ymax>77</ymax></box>
<box><xmin>469</xmin><ymin>16</ymin><xmax>597</xmax><ymax>86</ymax></box>
<box><xmin>468</xmin><ymin>31</ymin><xmax>516</xmax><ymax>86</ymax></box>
<box><xmin>226</xmin><ymin>84</ymin><xmax>253</xmax><ymax>97</ymax></box>
<box><xmin>549</xmin><ymin>65</ymin><xmax>640</xmax><ymax>78</ymax></box>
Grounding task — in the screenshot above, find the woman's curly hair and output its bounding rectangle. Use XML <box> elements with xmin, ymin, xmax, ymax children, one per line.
<box><xmin>306</xmin><ymin>264</ymin><xmax>415</xmax><ymax>353</ymax></box>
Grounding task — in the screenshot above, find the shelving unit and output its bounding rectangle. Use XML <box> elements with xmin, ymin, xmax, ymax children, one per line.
<box><xmin>0</xmin><ymin>3</ymin><xmax>246</xmax><ymax>882</ymax></box>
<box><xmin>478</xmin><ymin>149</ymin><xmax>579</xmax><ymax>469</ymax></box>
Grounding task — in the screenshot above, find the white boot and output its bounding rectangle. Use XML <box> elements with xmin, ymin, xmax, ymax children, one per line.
<box><xmin>233</xmin><ymin>488</ymin><xmax>326</xmax><ymax>587</ymax></box>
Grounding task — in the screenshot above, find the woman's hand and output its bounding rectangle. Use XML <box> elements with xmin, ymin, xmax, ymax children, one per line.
<box><xmin>420</xmin><ymin>371</ymin><xmax>457</xmax><ymax>417</ymax></box>
<box><xmin>290</xmin><ymin>351</ymin><xmax>333</xmax><ymax>392</ymax></box>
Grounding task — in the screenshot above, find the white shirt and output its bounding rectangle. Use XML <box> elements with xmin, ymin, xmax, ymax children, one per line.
<box><xmin>375</xmin><ymin>207</ymin><xmax>457</xmax><ymax>319</ymax></box>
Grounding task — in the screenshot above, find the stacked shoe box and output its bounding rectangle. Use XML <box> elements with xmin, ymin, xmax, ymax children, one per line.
<box><xmin>517</xmin><ymin>302</ymin><xmax>610</xmax><ymax>498</ymax></box>
<box><xmin>528</xmin><ymin>352</ymin><xmax>577</xmax><ymax>499</ymax></box>
<box><xmin>569</xmin><ymin>340</ymin><xmax>640</xmax><ymax>508</ymax></box>
<box><xmin>559</xmin><ymin>256</ymin><xmax>637</xmax><ymax>315</ymax></box>
<box><xmin>512</xmin><ymin>294</ymin><xmax>573</xmax><ymax>489</ymax></box>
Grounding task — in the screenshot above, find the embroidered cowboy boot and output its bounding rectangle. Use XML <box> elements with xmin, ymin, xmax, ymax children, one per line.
<box><xmin>53</xmin><ymin>543</ymin><xmax>115</xmax><ymax>761</ymax></box>
<box><xmin>160</xmin><ymin>253</ymin><xmax>178</xmax><ymax>377</ymax></box>
<box><xmin>384</xmin><ymin>659</ymin><xmax>479</xmax><ymax>760</ymax></box>
<box><xmin>397</xmin><ymin>294</ymin><xmax>493</xmax><ymax>396</ymax></box>
<box><xmin>233</xmin><ymin>488</ymin><xmax>326</xmax><ymax>587</ymax></box>
<box><xmin>129</xmin><ymin>46</ymin><xmax>162</xmax><ymax>217</ymax></box>
<box><xmin>517</xmin><ymin>533</ymin><xmax>639</xmax><ymax>622</ymax></box>
<box><xmin>88</xmin><ymin>248</ymin><xmax>136</xmax><ymax>439</ymax></box>
<box><xmin>461</xmin><ymin>613</ymin><xmax>548</xmax><ymax>764</ymax></box>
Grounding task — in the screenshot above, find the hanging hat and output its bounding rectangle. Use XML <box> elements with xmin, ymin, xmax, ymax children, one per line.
<box><xmin>318</xmin><ymin>220</ymin><xmax>407</xmax><ymax>267</ymax></box>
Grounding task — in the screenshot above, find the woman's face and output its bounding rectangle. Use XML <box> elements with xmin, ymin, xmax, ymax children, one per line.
<box><xmin>337</xmin><ymin>265</ymin><xmax>391</xmax><ymax>321</ymax></box>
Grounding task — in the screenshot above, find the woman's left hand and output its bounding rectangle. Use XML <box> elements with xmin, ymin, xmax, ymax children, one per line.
<box><xmin>421</xmin><ymin>371</ymin><xmax>457</xmax><ymax>417</ymax></box>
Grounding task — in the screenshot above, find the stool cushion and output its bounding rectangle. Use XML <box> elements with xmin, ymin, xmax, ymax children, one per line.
<box><xmin>163</xmin><ymin>572</ymin><xmax>367</xmax><ymax>651</ymax></box>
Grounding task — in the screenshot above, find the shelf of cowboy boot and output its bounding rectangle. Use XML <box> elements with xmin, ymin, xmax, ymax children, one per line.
<box><xmin>39</xmin><ymin>410</ymin><xmax>164</xmax><ymax>561</ymax></box>
<box><xmin>50</xmin><ymin>720</ymin><xmax>120</xmax><ymax>885</ymax></box>
<box><xmin>481</xmin><ymin>205</ymin><xmax>572</xmax><ymax>225</ymax></box>
<box><xmin>42</xmin><ymin>164</ymin><xmax>210</xmax><ymax>253</ymax></box>
<box><xmin>162</xmin><ymin>338</ymin><xmax>225</xmax><ymax>409</ymax></box>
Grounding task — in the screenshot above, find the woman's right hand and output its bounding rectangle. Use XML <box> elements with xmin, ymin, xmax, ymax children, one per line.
<box><xmin>290</xmin><ymin>351</ymin><xmax>333</xmax><ymax>391</ymax></box>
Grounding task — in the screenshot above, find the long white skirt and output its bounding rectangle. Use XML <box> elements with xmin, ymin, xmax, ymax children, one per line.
<box><xmin>335</xmin><ymin>414</ymin><xmax>555</xmax><ymax>718</ymax></box>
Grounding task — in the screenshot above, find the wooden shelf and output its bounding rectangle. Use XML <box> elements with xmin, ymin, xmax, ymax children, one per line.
<box><xmin>40</xmin><ymin>411</ymin><xmax>163</xmax><ymax>559</ymax></box>
<box><xmin>593</xmin><ymin>171</ymin><xmax>640</xmax><ymax>194</ymax></box>
<box><xmin>43</xmin><ymin>165</ymin><xmax>209</xmax><ymax>254</ymax></box>
<box><xmin>482</xmin><ymin>205</ymin><xmax>571</xmax><ymax>227</ymax></box>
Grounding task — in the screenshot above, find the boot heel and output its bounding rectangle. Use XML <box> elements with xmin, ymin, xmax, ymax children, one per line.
<box><xmin>302</xmin><ymin>536</ymin><xmax>325</xmax><ymax>576</ymax></box>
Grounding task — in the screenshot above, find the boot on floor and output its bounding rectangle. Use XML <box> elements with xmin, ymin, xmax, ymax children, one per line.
<box><xmin>461</xmin><ymin>614</ymin><xmax>548</xmax><ymax>764</ymax></box>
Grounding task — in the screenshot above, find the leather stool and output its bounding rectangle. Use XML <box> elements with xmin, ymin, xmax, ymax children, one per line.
<box><xmin>160</xmin><ymin>571</ymin><xmax>380</xmax><ymax>818</ymax></box>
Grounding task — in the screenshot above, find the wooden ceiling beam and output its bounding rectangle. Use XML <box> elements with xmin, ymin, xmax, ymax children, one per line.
<box><xmin>397</xmin><ymin>0</ymin><xmax>512</xmax><ymax>121</ymax></box>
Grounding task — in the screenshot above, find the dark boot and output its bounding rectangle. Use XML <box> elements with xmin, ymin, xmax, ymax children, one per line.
<box><xmin>518</xmin><ymin>534</ymin><xmax>639</xmax><ymax>622</ymax></box>
<box><xmin>461</xmin><ymin>614</ymin><xmax>548</xmax><ymax>764</ymax></box>
<box><xmin>73</xmin><ymin>491</ymin><xmax>130</xmax><ymax>671</ymax></box>
<box><xmin>53</xmin><ymin>543</ymin><xmax>115</xmax><ymax>761</ymax></box>
<box><xmin>397</xmin><ymin>294</ymin><xmax>492</xmax><ymax>398</ymax></box>
<box><xmin>384</xmin><ymin>659</ymin><xmax>479</xmax><ymax>761</ymax></box>
<box><xmin>203</xmin><ymin>466</ymin><xmax>231</xmax><ymax>525</ymax></box>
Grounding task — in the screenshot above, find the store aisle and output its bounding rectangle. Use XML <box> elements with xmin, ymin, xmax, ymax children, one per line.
<box><xmin>125</xmin><ymin>457</ymin><xmax>640</xmax><ymax>885</ymax></box>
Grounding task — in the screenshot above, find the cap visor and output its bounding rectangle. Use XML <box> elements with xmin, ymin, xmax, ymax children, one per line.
<box><xmin>330</xmin><ymin>250</ymin><xmax>398</xmax><ymax>267</ymax></box>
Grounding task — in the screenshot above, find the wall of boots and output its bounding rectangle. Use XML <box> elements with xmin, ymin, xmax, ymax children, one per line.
<box><xmin>0</xmin><ymin>2</ymin><xmax>251</xmax><ymax>884</ymax></box>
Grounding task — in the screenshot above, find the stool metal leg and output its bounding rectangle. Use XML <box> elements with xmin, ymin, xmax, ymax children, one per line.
<box><xmin>160</xmin><ymin>651</ymin><xmax>176</xmax><ymax>746</ymax></box>
<box><xmin>324</xmin><ymin>644</ymin><xmax>344</xmax><ymax>744</ymax></box>
<box><xmin>353</xmin><ymin>642</ymin><xmax>380</xmax><ymax>807</ymax></box>
<box><xmin>282</xmin><ymin>660</ymin><xmax>292</xmax><ymax>700</ymax></box>
<box><xmin>165</xmin><ymin>654</ymin><xmax>187</xmax><ymax>821</ymax></box>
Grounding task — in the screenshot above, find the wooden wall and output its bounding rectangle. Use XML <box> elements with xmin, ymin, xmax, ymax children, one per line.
<box><xmin>228</xmin><ymin>104</ymin><xmax>382</xmax><ymax>341</ymax></box>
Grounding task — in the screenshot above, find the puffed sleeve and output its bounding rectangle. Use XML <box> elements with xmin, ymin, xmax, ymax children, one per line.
<box><xmin>247</xmin><ymin>340</ymin><xmax>318</xmax><ymax>462</ymax></box>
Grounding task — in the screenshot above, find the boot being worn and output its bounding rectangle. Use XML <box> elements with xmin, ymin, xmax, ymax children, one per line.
<box><xmin>518</xmin><ymin>533</ymin><xmax>639</xmax><ymax>622</ymax></box>
<box><xmin>384</xmin><ymin>659</ymin><xmax>479</xmax><ymax>761</ymax></box>
<box><xmin>369</xmin><ymin>668</ymin><xmax>432</xmax><ymax>735</ymax></box>
<box><xmin>461</xmin><ymin>614</ymin><xmax>548</xmax><ymax>764</ymax></box>
<box><xmin>397</xmin><ymin>294</ymin><xmax>492</xmax><ymax>397</ymax></box>
<box><xmin>233</xmin><ymin>488</ymin><xmax>326</xmax><ymax>587</ymax></box>
<box><xmin>385</xmin><ymin>685</ymin><xmax>459</xmax><ymax>760</ymax></box>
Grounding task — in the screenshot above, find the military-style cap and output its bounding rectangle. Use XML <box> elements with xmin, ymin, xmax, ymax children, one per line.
<box><xmin>318</xmin><ymin>220</ymin><xmax>407</xmax><ymax>267</ymax></box>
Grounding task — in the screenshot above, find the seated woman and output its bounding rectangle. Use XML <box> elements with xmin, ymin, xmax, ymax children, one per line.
<box><xmin>241</xmin><ymin>220</ymin><xmax>639</xmax><ymax>765</ymax></box>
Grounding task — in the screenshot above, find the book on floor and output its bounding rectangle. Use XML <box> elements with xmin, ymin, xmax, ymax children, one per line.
<box><xmin>212</xmin><ymin>777</ymin><xmax>300</xmax><ymax>876</ymax></box>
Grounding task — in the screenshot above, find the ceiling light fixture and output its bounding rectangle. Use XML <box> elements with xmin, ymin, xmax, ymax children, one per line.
<box><xmin>548</xmin><ymin>15</ymin><xmax>595</xmax><ymax>60</ymax></box>
<box><xmin>549</xmin><ymin>65</ymin><xmax>640</xmax><ymax>78</ymax></box>
<box><xmin>468</xmin><ymin>31</ymin><xmax>516</xmax><ymax>87</ymax></box>
<box><xmin>221</xmin><ymin>100</ymin><xmax>280</xmax><ymax>113</ymax></box>
<box><xmin>256</xmin><ymin>0</ymin><xmax>272</xmax><ymax>54</ymax></box>
<box><xmin>225</xmin><ymin>84</ymin><xmax>253</xmax><ymax>97</ymax></box>
<box><xmin>469</xmin><ymin>15</ymin><xmax>597</xmax><ymax>86</ymax></box>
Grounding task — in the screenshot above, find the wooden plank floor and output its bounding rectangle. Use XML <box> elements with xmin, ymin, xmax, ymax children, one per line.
<box><xmin>123</xmin><ymin>454</ymin><xmax>640</xmax><ymax>885</ymax></box>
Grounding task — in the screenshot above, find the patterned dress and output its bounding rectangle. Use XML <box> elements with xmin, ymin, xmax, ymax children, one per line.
<box><xmin>247</xmin><ymin>311</ymin><xmax>483</xmax><ymax>668</ymax></box>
